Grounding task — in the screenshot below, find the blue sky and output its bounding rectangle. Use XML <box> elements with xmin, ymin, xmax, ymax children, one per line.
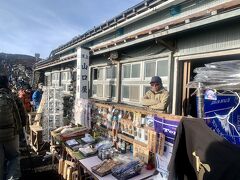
<box><xmin>0</xmin><ymin>0</ymin><xmax>141</xmax><ymax>58</ymax></box>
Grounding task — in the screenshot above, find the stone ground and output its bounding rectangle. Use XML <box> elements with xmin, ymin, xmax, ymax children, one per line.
<box><xmin>20</xmin><ymin>145</ymin><xmax>59</xmax><ymax>180</ymax></box>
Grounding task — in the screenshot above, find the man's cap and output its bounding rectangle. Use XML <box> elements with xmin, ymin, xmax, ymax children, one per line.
<box><xmin>150</xmin><ymin>76</ymin><xmax>162</xmax><ymax>84</ymax></box>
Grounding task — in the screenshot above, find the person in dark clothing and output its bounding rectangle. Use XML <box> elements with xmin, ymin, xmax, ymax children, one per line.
<box><xmin>0</xmin><ymin>75</ymin><xmax>27</xmax><ymax>180</ymax></box>
<box><xmin>168</xmin><ymin>117</ymin><xmax>240</xmax><ymax>180</ymax></box>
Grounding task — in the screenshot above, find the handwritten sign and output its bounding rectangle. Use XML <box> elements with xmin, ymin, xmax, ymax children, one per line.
<box><xmin>76</xmin><ymin>47</ymin><xmax>89</xmax><ymax>99</ymax></box>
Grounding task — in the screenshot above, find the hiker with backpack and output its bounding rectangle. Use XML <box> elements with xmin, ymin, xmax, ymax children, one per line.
<box><xmin>0</xmin><ymin>75</ymin><xmax>27</xmax><ymax>180</ymax></box>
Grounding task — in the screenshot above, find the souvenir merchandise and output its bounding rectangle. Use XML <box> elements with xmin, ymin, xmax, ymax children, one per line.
<box><xmin>60</xmin><ymin>126</ymin><xmax>89</xmax><ymax>140</ymax></box>
<box><xmin>145</xmin><ymin>115</ymin><xmax>154</xmax><ymax>128</ymax></box>
<box><xmin>53</xmin><ymin>125</ymin><xmax>72</xmax><ymax>134</ymax></box>
<box><xmin>98</xmin><ymin>147</ymin><xmax>118</xmax><ymax>160</ymax></box>
<box><xmin>157</xmin><ymin>133</ymin><xmax>165</xmax><ymax>156</ymax></box>
<box><xmin>120</xmin><ymin>140</ymin><xmax>126</xmax><ymax>154</ymax></box>
<box><xmin>148</xmin><ymin>129</ymin><xmax>157</xmax><ymax>153</ymax></box>
<box><xmin>107</xmin><ymin>113</ymin><xmax>113</xmax><ymax>129</ymax></box>
<box><xmin>81</xmin><ymin>133</ymin><xmax>95</xmax><ymax>143</ymax></box>
<box><xmin>55</xmin><ymin>102</ymin><xmax>181</xmax><ymax>180</ymax></box>
<box><xmin>133</xmin><ymin>142</ymin><xmax>149</xmax><ymax>163</ymax></box>
<box><xmin>102</xmin><ymin>108</ymin><xmax>108</xmax><ymax>118</ymax></box>
<box><xmin>125</xmin><ymin>142</ymin><xmax>132</xmax><ymax>153</ymax></box>
<box><xmin>117</xmin><ymin>141</ymin><xmax>122</xmax><ymax>151</ymax></box>
<box><xmin>91</xmin><ymin>159</ymin><xmax>121</xmax><ymax>177</ymax></box>
<box><xmin>120</xmin><ymin>119</ymin><xmax>134</xmax><ymax>136</ymax></box>
<box><xmin>132</xmin><ymin>112</ymin><xmax>142</xmax><ymax>127</ymax></box>
<box><xmin>111</xmin><ymin>160</ymin><xmax>143</xmax><ymax>180</ymax></box>
<box><xmin>135</xmin><ymin>128</ymin><xmax>148</xmax><ymax>144</ymax></box>
<box><xmin>133</xmin><ymin>127</ymin><xmax>137</xmax><ymax>136</ymax></box>
<box><xmin>141</xmin><ymin>117</ymin><xmax>146</xmax><ymax>125</ymax></box>
<box><xmin>79</xmin><ymin>145</ymin><xmax>97</xmax><ymax>157</ymax></box>
<box><xmin>65</xmin><ymin>139</ymin><xmax>79</xmax><ymax>147</ymax></box>
<box><xmin>118</xmin><ymin>111</ymin><xmax>123</xmax><ymax>121</ymax></box>
<box><xmin>112</xmin><ymin>120</ymin><xmax>118</xmax><ymax>131</ymax></box>
<box><xmin>128</xmin><ymin>112</ymin><xmax>133</xmax><ymax>121</ymax></box>
<box><xmin>95</xmin><ymin>140</ymin><xmax>113</xmax><ymax>151</ymax></box>
<box><xmin>112</xmin><ymin>154</ymin><xmax>134</xmax><ymax>164</ymax></box>
<box><xmin>108</xmin><ymin>106</ymin><xmax>113</xmax><ymax>114</ymax></box>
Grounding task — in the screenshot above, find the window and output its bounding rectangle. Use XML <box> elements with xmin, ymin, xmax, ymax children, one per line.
<box><xmin>92</xmin><ymin>66</ymin><xmax>116</xmax><ymax>100</ymax></box>
<box><xmin>92</xmin><ymin>56</ymin><xmax>170</xmax><ymax>102</ymax></box>
<box><xmin>60</xmin><ymin>71</ymin><xmax>71</xmax><ymax>92</ymax></box>
<box><xmin>145</xmin><ymin>61</ymin><xmax>156</xmax><ymax>77</ymax></box>
<box><xmin>157</xmin><ymin>60</ymin><xmax>168</xmax><ymax>76</ymax></box>
<box><xmin>67</xmin><ymin>72</ymin><xmax>71</xmax><ymax>80</ymax></box>
<box><xmin>56</xmin><ymin>73</ymin><xmax>60</xmax><ymax>80</ymax></box>
<box><xmin>122</xmin><ymin>86</ymin><xmax>129</xmax><ymax>99</ymax></box>
<box><xmin>97</xmin><ymin>84</ymin><xmax>103</xmax><ymax>97</ymax></box>
<box><xmin>93</xmin><ymin>68</ymin><xmax>104</xmax><ymax>80</ymax></box>
<box><xmin>51</xmin><ymin>72</ymin><xmax>60</xmax><ymax>87</ymax></box>
<box><xmin>106</xmin><ymin>66</ymin><xmax>116</xmax><ymax>79</ymax></box>
<box><xmin>63</xmin><ymin>84</ymin><xmax>67</xmax><ymax>91</ymax></box>
<box><xmin>130</xmin><ymin>86</ymin><xmax>139</xmax><ymax>102</ymax></box>
<box><xmin>105</xmin><ymin>85</ymin><xmax>110</xmax><ymax>97</ymax></box>
<box><xmin>105</xmin><ymin>84</ymin><xmax>116</xmax><ymax>98</ymax></box>
<box><xmin>92</xmin><ymin>85</ymin><xmax>97</xmax><ymax>96</ymax></box>
<box><xmin>98</xmin><ymin>68</ymin><xmax>104</xmax><ymax>80</ymax></box>
<box><xmin>93</xmin><ymin>69</ymin><xmax>98</xmax><ymax>80</ymax></box>
<box><xmin>131</xmin><ymin>64</ymin><xmax>140</xmax><ymax>78</ymax></box>
<box><xmin>111</xmin><ymin>85</ymin><xmax>116</xmax><ymax>98</ymax></box>
<box><xmin>122</xmin><ymin>85</ymin><xmax>140</xmax><ymax>102</ymax></box>
<box><xmin>123</xmin><ymin>63</ymin><xmax>141</xmax><ymax>79</ymax></box>
<box><xmin>61</xmin><ymin>72</ymin><xmax>67</xmax><ymax>80</ymax></box>
<box><xmin>123</xmin><ymin>65</ymin><xmax>131</xmax><ymax>78</ymax></box>
<box><xmin>121</xmin><ymin>58</ymin><xmax>170</xmax><ymax>104</ymax></box>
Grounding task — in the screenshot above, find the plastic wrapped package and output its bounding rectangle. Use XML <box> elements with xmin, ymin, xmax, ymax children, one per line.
<box><xmin>188</xmin><ymin>60</ymin><xmax>240</xmax><ymax>90</ymax></box>
<box><xmin>205</xmin><ymin>60</ymin><xmax>240</xmax><ymax>69</ymax></box>
<box><xmin>111</xmin><ymin>160</ymin><xmax>143</xmax><ymax>180</ymax></box>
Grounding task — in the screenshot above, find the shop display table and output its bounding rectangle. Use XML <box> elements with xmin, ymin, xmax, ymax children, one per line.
<box><xmin>79</xmin><ymin>156</ymin><xmax>155</xmax><ymax>180</ymax></box>
<box><xmin>65</xmin><ymin>146</ymin><xmax>85</xmax><ymax>160</ymax></box>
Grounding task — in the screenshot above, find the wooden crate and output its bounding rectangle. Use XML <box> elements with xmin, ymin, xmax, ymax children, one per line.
<box><xmin>30</xmin><ymin>125</ymin><xmax>43</xmax><ymax>153</ymax></box>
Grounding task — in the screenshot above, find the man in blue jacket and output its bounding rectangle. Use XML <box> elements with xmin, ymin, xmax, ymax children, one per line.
<box><xmin>32</xmin><ymin>83</ymin><xmax>43</xmax><ymax>111</ymax></box>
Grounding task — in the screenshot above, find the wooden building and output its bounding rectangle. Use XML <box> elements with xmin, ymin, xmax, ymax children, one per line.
<box><xmin>34</xmin><ymin>0</ymin><xmax>240</xmax><ymax>115</ymax></box>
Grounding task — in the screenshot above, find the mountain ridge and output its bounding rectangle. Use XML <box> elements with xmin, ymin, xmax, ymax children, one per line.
<box><xmin>0</xmin><ymin>53</ymin><xmax>36</xmax><ymax>66</ymax></box>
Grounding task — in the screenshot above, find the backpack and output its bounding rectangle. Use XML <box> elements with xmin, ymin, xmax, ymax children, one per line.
<box><xmin>0</xmin><ymin>89</ymin><xmax>19</xmax><ymax>142</ymax></box>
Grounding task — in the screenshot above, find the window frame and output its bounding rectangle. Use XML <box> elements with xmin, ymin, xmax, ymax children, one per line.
<box><xmin>91</xmin><ymin>66</ymin><xmax>117</xmax><ymax>101</ymax></box>
<box><xmin>122</xmin><ymin>62</ymin><xmax>141</xmax><ymax>81</ymax></box>
<box><xmin>106</xmin><ymin>65</ymin><xmax>117</xmax><ymax>80</ymax></box>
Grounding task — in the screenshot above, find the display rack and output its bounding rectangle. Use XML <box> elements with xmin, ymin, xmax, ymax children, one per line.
<box><xmin>42</xmin><ymin>86</ymin><xmax>64</xmax><ymax>142</ymax></box>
